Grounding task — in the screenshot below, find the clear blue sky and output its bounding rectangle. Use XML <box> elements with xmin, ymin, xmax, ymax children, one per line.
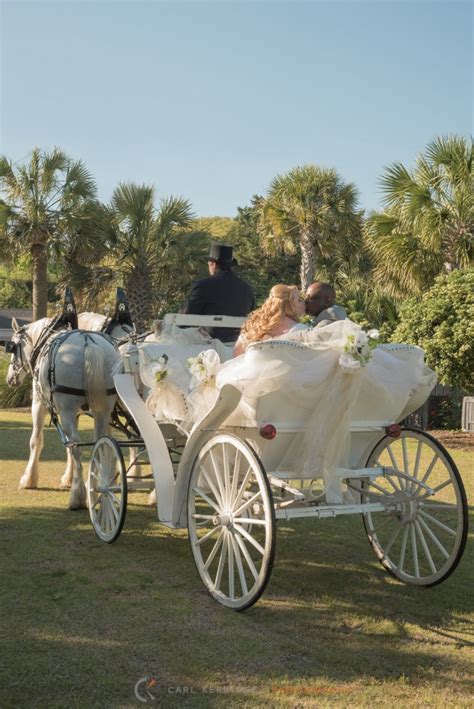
<box><xmin>1</xmin><ymin>0</ymin><xmax>472</xmax><ymax>216</ymax></box>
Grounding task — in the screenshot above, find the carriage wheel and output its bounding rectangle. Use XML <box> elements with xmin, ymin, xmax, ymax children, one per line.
<box><xmin>87</xmin><ymin>435</ymin><xmax>128</xmax><ymax>543</ymax></box>
<box><xmin>187</xmin><ymin>433</ymin><xmax>275</xmax><ymax>611</ymax></box>
<box><xmin>362</xmin><ymin>428</ymin><xmax>468</xmax><ymax>586</ymax></box>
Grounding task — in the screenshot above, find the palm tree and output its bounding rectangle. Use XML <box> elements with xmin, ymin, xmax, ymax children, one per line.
<box><xmin>258</xmin><ymin>165</ymin><xmax>362</xmax><ymax>291</ymax></box>
<box><xmin>0</xmin><ymin>147</ymin><xmax>100</xmax><ymax>319</ymax></box>
<box><xmin>65</xmin><ymin>183</ymin><xmax>201</xmax><ymax>330</ymax></box>
<box><xmin>366</xmin><ymin>135</ymin><xmax>473</xmax><ymax>298</ymax></box>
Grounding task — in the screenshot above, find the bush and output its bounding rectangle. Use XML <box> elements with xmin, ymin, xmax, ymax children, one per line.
<box><xmin>392</xmin><ymin>269</ymin><xmax>474</xmax><ymax>392</ymax></box>
<box><xmin>0</xmin><ymin>351</ymin><xmax>32</xmax><ymax>408</ymax></box>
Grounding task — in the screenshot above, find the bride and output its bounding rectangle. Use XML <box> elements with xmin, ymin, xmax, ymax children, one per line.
<box><xmin>233</xmin><ymin>284</ymin><xmax>308</xmax><ymax>356</ymax></box>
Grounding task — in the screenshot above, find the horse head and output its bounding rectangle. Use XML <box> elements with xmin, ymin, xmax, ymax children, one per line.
<box><xmin>6</xmin><ymin>317</ymin><xmax>32</xmax><ymax>387</ymax></box>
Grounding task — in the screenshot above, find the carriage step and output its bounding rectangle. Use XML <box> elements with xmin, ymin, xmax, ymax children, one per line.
<box><xmin>275</xmin><ymin>501</ymin><xmax>385</xmax><ymax>520</ymax></box>
<box><xmin>336</xmin><ymin>466</ymin><xmax>382</xmax><ymax>479</ymax></box>
<box><xmin>126</xmin><ymin>479</ymin><xmax>155</xmax><ymax>491</ymax></box>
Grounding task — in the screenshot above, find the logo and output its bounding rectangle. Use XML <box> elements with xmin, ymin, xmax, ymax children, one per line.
<box><xmin>134</xmin><ymin>676</ymin><xmax>159</xmax><ymax>703</ymax></box>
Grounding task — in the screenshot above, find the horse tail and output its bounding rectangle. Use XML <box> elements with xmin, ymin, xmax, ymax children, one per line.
<box><xmin>83</xmin><ymin>335</ymin><xmax>109</xmax><ymax>414</ymax></box>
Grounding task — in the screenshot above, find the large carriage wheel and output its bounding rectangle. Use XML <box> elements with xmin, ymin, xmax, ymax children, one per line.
<box><xmin>362</xmin><ymin>428</ymin><xmax>468</xmax><ymax>586</ymax></box>
<box><xmin>87</xmin><ymin>435</ymin><xmax>128</xmax><ymax>543</ymax></box>
<box><xmin>187</xmin><ymin>433</ymin><xmax>275</xmax><ymax>611</ymax></box>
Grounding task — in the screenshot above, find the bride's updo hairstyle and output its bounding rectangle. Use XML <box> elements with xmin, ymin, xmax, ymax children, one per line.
<box><xmin>240</xmin><ymin>284</ymin><xmax>302</xmax><ymax>346</ymax></box>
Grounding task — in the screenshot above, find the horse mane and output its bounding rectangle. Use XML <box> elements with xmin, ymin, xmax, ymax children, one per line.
<box><xmin>26</xmin><ymin>318</ymin><xmax>54</xmax><ymax>346</ymax></box>
<box><xmin>77</xmin><ymin>312</ymin><xmax>106</xmax><ymax>331</ymax></box>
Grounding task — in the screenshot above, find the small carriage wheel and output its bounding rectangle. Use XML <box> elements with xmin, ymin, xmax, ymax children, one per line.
<box><xmin>187</xmin><ymin>433</ymin><xmax>275</xmax><ymax>611</ymax></box>
<box><xmin>362</xmin><ymin>428</ymin><xmax>468</xmax><ymax>586</ymax></box>
<box><xmin>87</xmin><ymin>435</ymin><xmax>128</xmax><ymax>543</ymax></box>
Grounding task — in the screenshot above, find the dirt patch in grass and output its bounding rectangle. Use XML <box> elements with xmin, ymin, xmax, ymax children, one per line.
<box><xmin>429</xmin><ymin>430</ymin><xmax>474</xmax><ymax>451</ymax></box>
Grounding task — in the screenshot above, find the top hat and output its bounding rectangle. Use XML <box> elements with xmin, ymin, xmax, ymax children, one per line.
<box><xmin>207</xmin><ymin>243</ymin><xmax>237</xmax><ymax>267</ymax></box>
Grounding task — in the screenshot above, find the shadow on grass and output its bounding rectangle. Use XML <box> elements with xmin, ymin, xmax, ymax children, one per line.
<box><xmin>1</xmin><ymin>501</ymin><xmax>473</xmax><ymax>706</ymax></box>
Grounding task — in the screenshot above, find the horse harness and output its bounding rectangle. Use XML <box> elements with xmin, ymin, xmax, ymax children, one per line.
<box><xmin>43</xmin><ymin>330</ymin><xmax>117</xmax><ymax>399</ymax></box>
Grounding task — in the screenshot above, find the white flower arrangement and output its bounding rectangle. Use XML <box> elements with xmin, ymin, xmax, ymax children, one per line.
<box><xmin>187</xmin><ymin>353</ymin><xmax>212</xmax><ymax>384</ymax></box>
<box><xmin>339</xmin><ymin>328</ymin><xmax>380</xmax><ymax>373</ymax></box>
<box><xmin>151</xmin><ymin>354</ymin><xmax>169</xmax><ymax>383</ymax></box>
<box><xmin>187</xmin><ymin>350</ymin><xmax>220</xmax><ymax>386</ymax></box>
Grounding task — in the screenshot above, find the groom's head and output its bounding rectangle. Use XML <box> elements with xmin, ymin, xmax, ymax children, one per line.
<box><xmin>305</xmin><ymin>282</ymin><xmax>336</xmax><ymax>317</ymax></box>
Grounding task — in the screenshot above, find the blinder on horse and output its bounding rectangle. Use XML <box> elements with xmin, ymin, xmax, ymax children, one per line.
<box><xmin>5</xmin><ymin>341</ymin><xmax>17</xmax><ymax>354</ymax></box>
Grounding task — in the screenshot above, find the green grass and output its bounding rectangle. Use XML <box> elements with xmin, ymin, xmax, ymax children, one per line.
<box><xmin>0</xmin><ymin>412</ymin><xmax>472</xmax><ymax>708</ymax></box>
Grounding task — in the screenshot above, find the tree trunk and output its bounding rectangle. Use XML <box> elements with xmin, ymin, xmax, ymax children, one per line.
<box><xmin>299</xmin><ymin>229</ymin><xmax>317</xmax><ymax>292</ymax></box>
<box><xmin>125</xmin><ymin>263</ymin><xmax>154</xmax><ymax>333</ymax></box>
<box><xmin>31</xmin><ymin>243</ymin><xmax>48</xmax><ymax>320</ymax></box>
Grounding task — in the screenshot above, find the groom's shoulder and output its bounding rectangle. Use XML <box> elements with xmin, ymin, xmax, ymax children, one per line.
<box><xmin>313</xmin><ymin>304</ymin><xmax>348</xmax><ymax>326</ymax></box>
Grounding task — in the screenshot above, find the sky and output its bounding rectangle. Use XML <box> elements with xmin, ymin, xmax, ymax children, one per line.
<box><xmin>0</xmin><ymin>0</ymin><xmax>472</xmax><ymax>217</ymax></box>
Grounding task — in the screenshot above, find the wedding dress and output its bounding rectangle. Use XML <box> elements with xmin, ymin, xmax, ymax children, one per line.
<box><xmin>138</xmin><ymin>319</ymin><xmax>436</xmax><ymax>502</ymax></box>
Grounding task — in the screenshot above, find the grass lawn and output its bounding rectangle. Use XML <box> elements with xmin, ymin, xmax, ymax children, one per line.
<box><xmin>0</xmin><ymin>411</ymin><xmax>472</xmax><ymax>707</ymax></box>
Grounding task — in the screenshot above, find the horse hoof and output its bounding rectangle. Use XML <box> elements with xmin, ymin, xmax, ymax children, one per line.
<box><xmin>19</xmin><ymin>479</ymin><xmax>37</xmax><ymax>490</ymax></box>
<box><xmin>68</xmin><ymin>500</ymin><xmax>87</xmax><ymax>511</ymax></box>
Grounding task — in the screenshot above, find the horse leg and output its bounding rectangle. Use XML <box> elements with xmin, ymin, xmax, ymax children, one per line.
<box><xmin>59</xmin><ymin>414</ymin><xmax>79</xmax><ymax>489</ymax></box>
<box><xmin>19</xmin><ymin>388</ymin><xmax>47</xmax><ymax>489</ymax></box>
<box><xmin>60</xmin><ymin>408</ymin><xmax>87</xmax><ymax>510</ymax></box>
<box><xmin>128</xmin><ymin>446</ymin><xmax>142</xmax><ymax>479</ymax></box>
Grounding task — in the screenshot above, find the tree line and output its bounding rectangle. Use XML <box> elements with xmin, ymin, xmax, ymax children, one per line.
<box><xmin>0</xmin><ymin>136</ymin><xmax>472</xmax><ymax>390</ymax></box>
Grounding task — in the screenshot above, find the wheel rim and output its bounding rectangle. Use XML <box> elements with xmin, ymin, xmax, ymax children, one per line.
<box><xmin>363</xmin><ymin>429</ymin><xmax>467</xmax><ymax>586</ymax></box>
<box><xmin>188</xmin><ymin>434</ymin><xmax>275</xmax><ymax>610</ymax></box>
<box><xmin>88</xmin><ymin>436</ymin><xmax>127</xmax><ymax>543</ymax></box>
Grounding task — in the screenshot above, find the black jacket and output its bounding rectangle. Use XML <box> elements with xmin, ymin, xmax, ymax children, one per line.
<box><xmin>185</xmin><ymin>270</ymin><xmax>255</xmax><ymax>342</ymax></box>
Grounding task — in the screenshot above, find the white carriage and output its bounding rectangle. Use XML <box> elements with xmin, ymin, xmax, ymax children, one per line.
<box><xmin>87</xmin><ymin>315</ymin><xmax>468</xmax><ymax>611</ymax></box>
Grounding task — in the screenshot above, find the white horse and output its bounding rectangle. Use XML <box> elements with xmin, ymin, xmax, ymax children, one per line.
<box><xmin>10</xmin><ymin>312</ymin><xmax>134</xmax><ymax>495</ymax></box>
<box><xmin>6</xmin><ymin>317</ymin><xmax>121</xmax><ymax>509</ymax></box>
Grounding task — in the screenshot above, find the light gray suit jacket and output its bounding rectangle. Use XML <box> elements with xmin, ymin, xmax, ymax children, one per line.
<box><xmin>313</xmin><ymin>304</ymin><xmax>347</xmax><ymax>327</ymax></box>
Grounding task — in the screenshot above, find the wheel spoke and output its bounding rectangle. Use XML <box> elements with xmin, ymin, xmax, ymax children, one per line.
<box><xmin>410</xmin><ymin>522</ymin><xmax>420</xmax><ymax>578</ymax></box>
<box><xmin>416</xmin><ymin>452</ymin><xmax>439</xmax><ymax>492</ymax></box>
<box><xmin>398</xmin><ymin>524</ymin><xmax>409</xmax><ymax>572</ymax></box>
<box><xmin>371</xmin><ymin>516</ymin><xmax>396</xmax><ymax>535</ymax></box>
<box><xmin>233</xmin><ymin>517</ymin><xmax>266</xmax><ymax>526</ymax></box>
<box><xmin>229</xmin><ymin>450</ymin><xmax>241</xmax><ymax>508</ymax></box>
<box><xmin>383</xmin><ymin>521</ymin><xmax>403</xmax><ymax>557</ymax></box>
<box><xmin>417</xmin><ymin>515</ymin><xmax>450</xmax><ymax>559</ymax></box>
<box><xmin>231</xmin><ymin>533</ymin><xmax>248</xmax><ymax>596</ymax></box>
<box><xmin>193</xmin><ymin>486</ymin><xmax>220</xmax><ymax>513</ymax></box>
<box><xmin>234</xmin><ymin>531</ymin><xmax>259</xmax><ymax>581</ymax></box>
<box><xmin>369</xmin><ymin>478</ymin><xmax>401</xmax><ymax>497</ymax></box>
<box><xmin>233</xmin><ymin>465</ymin><xmax>253</xmax><ymax>511</ymax></box>
<box><xmin>233</xmin><ymin>523</ymin><xmax>265</xmax><ymax>555</ymax></box>
<box><xmin>214</xmin><ymin>532</ymin><xmax>228</xmax><ymax>589</ymax></box>
<box><xmin>196</xmin><ymin>525</ymin><xmax>220</xmax><ymax>546</ymax></box>
<box><xmin>385</xmin><ymin>475</ymin><xmax>402</xmax><ymax>493</ymax></box>
<box><xmin>414</xmin><ymin>519</ymin><xmax>437</xmax><ymax>574</ymax></box>
<box><xmin>108</xmin><ymin>496</ymin><xmax>119</xmax><ymax>522</ymax></box>
<box><xmin>402</xmin><ymin>436</ymin><xmax>410</xmax><ymax>479</ymax></box>
<box><xmin>203</xmin><ymin>529</ymin><xmax>224</xmax><ymax>571</ymax></box>
<box><xmin>222</xmin><ymin>443</ymin><xmax>231</xmax><ymax>508</ymax></box>
<box><xmin>200</xmin><ymin>464</ymin><xmax>223</xmax><ymax>507</ymax></box>
<box><xmin>408</xmin><ymin>439</ymin><xmax>423</xmax><ymax>493</ymax></box>
<box><xmin>419</xmin><ymin>510</ymin><xmax>457</xmax><ymax>536</ymax></box>
<box><xmin>227</xmin><ymin>534</ymin><xmax>235</xmax><ymax>600</ymax></box>
<box><xmin>386</xmin><ymin>445</ymin><xmax>404</xmax><ymax>488</ymax></box>
<box><xmin>233</xmin><ymin>489</ymin><xmax>262</xmax><ymax>516</ymax></box>
<box><xmin>419</xmin><ymin>502</ymin><xmax>458</xmax><ymax>510</ymax></box>
<box><xmin>208</xmin><ymin>449</ymin><xmax>226</xmax><ymax>508</ymax></box>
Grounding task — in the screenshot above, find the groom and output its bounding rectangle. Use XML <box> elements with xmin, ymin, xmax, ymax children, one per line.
<box><xmin>305</xmin><ymin>282</ymin><xmax>347</xmax><ymax>327</ymax></box>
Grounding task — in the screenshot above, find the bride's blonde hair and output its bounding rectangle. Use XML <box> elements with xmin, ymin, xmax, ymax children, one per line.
<box><xmin>241</xmin><ymin>284</ymin><xmax>302</xmax><ymax>345</ymax></box>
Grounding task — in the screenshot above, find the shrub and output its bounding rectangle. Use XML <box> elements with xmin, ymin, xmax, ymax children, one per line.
<box><xmin>393</xmin><ymin>269</ymin><xmax>474</xmax><ymax>392</ymax></box>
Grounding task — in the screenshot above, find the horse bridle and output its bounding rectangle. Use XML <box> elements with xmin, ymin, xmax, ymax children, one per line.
<box><xmin>6</xmin><ymin>329</ymin><xmax>31</xmax><ymax>385</ymax></box>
